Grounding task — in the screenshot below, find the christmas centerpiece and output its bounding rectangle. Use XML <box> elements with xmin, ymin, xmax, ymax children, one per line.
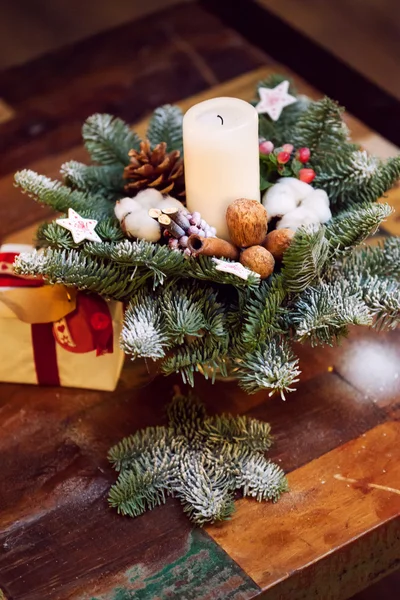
<box><xmin>13</xmin><ymin>76</ymin><xmax>400</xmax><ymax>399</ymax></box>
<box><xmin>10</xmin><ymin>74</ymin><xmax>400</xmax><ymax>524</ymax></box>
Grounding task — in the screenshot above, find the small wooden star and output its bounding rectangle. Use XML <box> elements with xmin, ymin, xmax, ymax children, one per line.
<box><xmin>256</xmin><ymin>80</ymin><xmax>297</xmax><ymax>121</ymax></box>
<box><xmin>56</xmin><ymin>208</ymin><xmax>102</xmax><ymax>244</ymax></box>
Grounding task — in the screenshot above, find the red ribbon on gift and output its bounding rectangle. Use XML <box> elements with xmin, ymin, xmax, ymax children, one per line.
<box><xmin>0</xmin><ymin>249</ymin><xmax>114</xmax><ymax>386</ymax></box>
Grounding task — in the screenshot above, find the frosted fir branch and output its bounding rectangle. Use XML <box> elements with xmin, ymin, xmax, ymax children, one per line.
<box><xmin>291</xmin><ymin>281</ymin><xmax>372</xmax><ymax>346</ymax></box>
<box><xmin>147</xmin><ymin>105</ymin><xmax>184</xmax><ymax>154</ymax></box>
<box><xmin>108</xmin><ymin>427</ymin><xmax>174</xmax><ymax>472</ymax></box>
<box><xmin>82</xmin><ymin>113</ymin><xmax>141</xmax><ymax>166</ymax></box>
<box><xmin>326</xmin><ymin>202</ymin><xmax>392</xmax><ymax>252</ymax></box>
<box><xmin>14</xmin><ymin>170</ymin><xmax>111</xmax><ymax>218</ymax></box>
<box><xmin>108</xmin><ymin>392</ymin><xmax>287</xmax><ymax>525</ymax></box>
<box><xmin>61</xmin><ymin>160</ymin><xmax>125</xmax><ymax>195</ymax></box>
<box><xmin>282</xmin><ymin>226</ymin><xmax>330</xmax><ymax>293</ymax></box>
<box><xmin>234</xmin><ymin>336</ymin><xmax>301</xmax><ymax>397</ymax></box>
<box><xmin>122</xmin><ymin>291</ymin><xmax>170</xmax><ymax>360</ymax></box>
<box><xmin>315</xmin><ymin>153</ymin><xmax>400</xmax><ymax>207</ymax></box>
<box><xmin>236</xmin><ymin>455</ymin><xmax>288</xmax><ymax>502</ymax></box>
<box><xmin>176</xmin><ymin>457</ymin><xmax>235</xmax><ymax>525</ymax></box>
<box><xmin>342</xmin><ymin>237</ymin><xmax>400</xmax><ymax>281</ymax></box>
<box><xmin>361</xmin><ymin>276</ymin><xmax>400</xmax><ymax>330</ymax></box>
<box><xmin>15</xmin><ymin>248</ymin><xmax>148</xmax><ymax>300</ymax></box>
<box><xmin>292</xmin><ymin>97</ymin><xmax>355</xmax><ymax>165</ymax></box>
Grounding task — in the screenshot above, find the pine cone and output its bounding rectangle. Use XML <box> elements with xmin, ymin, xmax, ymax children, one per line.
<box><xmin>124</xmin><ymin>140</ymin><xmax>185</xmax><ymax>198</ymax></box>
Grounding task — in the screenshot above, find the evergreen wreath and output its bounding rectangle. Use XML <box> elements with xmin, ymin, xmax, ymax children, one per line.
<box><xmin>14</xmin><ymin>74</ymin><xmax>400</xmax><ymax>400</ymax></box>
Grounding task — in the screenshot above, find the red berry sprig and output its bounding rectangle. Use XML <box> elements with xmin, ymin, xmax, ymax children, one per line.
<box><xmin>298</xmin><ymin>168</ymin><xmax>316</xmax><ymax>183</ymax></box>
<box><xmin>296</xmin><ymin>147</ymin><xmax>311</xmax><ymax>163</ymax></box>
<box><xmin>259</xmin><ymin>140</ymin><xmax>314</xmax><ymax>189</ymax></box>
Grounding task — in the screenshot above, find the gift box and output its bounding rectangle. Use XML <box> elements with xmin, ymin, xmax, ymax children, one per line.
<box><xmin>0</xmin><ymin>244</ymin><xmax>125</xmax><ymax>391</ymax></box>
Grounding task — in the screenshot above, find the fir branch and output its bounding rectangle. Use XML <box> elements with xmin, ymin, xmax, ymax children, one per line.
<box><xmin>82</xmin><ymin>114</ymin><xmax>141</xmax><ymax>165</ymax></box>
<box><xmin>291</xmin><ymin>281</ymin><xmax>372</xmax><ymax>346</ymax></box>
<box><xmin>109</xmin><ymin>392</ymin><xmax>286</xmax><ymax>525</ymax></box>
<box><xmin>234</xmin><ymin>336</ymin><xmax>301</xmax><ymax>398</ymax></box>
<box><xmin>241</xmin><ymin>277</ymin><xmax>286</xmax><ymax>348</ymax></box>
<box><xmin>147</xmin><ymin>105</ymin><xmax>184</xmax><ymax>153</ymax></box>
<box><xmin>282</xmin><ymin>226</ymin><xmax>330</xmax><ymax>293</ymax></box>
<box><xmin>315</xmin><ymin>152</ymin><xmax>400</xmax><ymax>208</ymax></box>
<box><xmin>36</xmin><ymin>216</ymin><xmax>124</xmax><ymax>250</ymax></box>
<box><xmin>342</xmin><ymin>237</ymin><xmax>400</xmax><ymax>280</ymax></box>
<box><xmin>61</xmin><ymin>161</ymin><xmax>125</xmax><ymax>195</ymax></box>
<box><xmin>359</xmin><ymin>276</ymin><xmax>400</xmax><ymax>330</ymax></box>
<box><xmin>291</xmin><ymin>97</ymin><xmax>356</xmax><ymax>165</ymax></box>
<box><xmin>108</xmin><ymin>462</ymin><xmax>172</xmax><ymax>517</ymax></box>
<box><xmin>108</xmin><ymin>427</ymin><xmax>174</xmax><ymax>472</ymax></box>
<box><xmin>161</xmin><ymin>338</ymin><xmax>229</xmax><ymax>387</ymax></box>
<box><xmin>14</xmin><ymin>170</ymin><xmax>112</xmax><ymax>217</ymax></box>
<box><xmin>185</xmin><ymin>255</ymin><xmax>260</xmax><ymax>289</ymax></box>
<box><xmin>176</xmin><ymin>457</ymin><xmax>235</xmax><ymax>525</ymax></box>
<box><xmin>122</xmin><ymin>291</ymin><xmax>171</xmax><ymax>360</ymax></box>
<box><xmin>161</xmin><ymin>286</ymin><xmax>206</xmax><ymax>345</ymax></box>
<box><xmin>325</xmin><ymin>202</ymin><xmax>392</xmax><ymax>252</ymax></box>
<box><xmin>14</xmin><ymin>248</ymin><xmax>149</xmax><ymax>301</ymax></box>
<box><xmin>236</xmin><ymin>455</ymin><xmax>288</xmax><ymax>502</ymax></box>
<box><xmin>202</xmin><ymin>414</ymin><xmax>273</xmax><ymax>453</ymax></box>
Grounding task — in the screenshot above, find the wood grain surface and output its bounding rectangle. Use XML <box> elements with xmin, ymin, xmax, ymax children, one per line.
<box><xmin>0</xmin><ymin>8</ymin><xmax>399</xmax><ymax>598</ymax></box>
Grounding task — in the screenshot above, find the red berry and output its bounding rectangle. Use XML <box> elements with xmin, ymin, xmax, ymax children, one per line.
<box><xmin>299</xmin><ymin>168</ymin><xmax>316</xmax><ymax>183</ymax></box>
<box><xmin>297</xmin><ymin>147</ymin><xmax>311</xmax><ymax>163</ymax></box>
<box><xmin>259</xmin><ymin>140</ymin><xmax>274</xmax><ymax>155</ymax></box>
<box><xmin>277</xmin><ymin>151</ymin><xmax>291</xmax><ymax>165</ymax></box>
<box><xmin>282</xmin><ymin>143</ymin><xmax>294</xmax><ymax>154</ymax></box>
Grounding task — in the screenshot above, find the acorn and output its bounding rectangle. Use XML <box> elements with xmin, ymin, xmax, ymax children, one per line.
<box><xmin>226</xmin><ymin>198</ymin><xmax>268</xmax><ymax>248</ymax></box>
<box><xmin>262</xmin><ymin>228</ymin><xmax>295</xmax><ymax>261</ymax></box>
<box><xmin>240</xmin><ymin>246</ymin><xmax>275</xmax><ymax>279</ymax></box>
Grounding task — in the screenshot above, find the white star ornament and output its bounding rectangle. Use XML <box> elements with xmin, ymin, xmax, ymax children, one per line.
<box><xmin>56</xmin><ymin>208</ymin><xmax>102</xmax><ymax>244</ymax></box>
<box><xmin>255</xmin><ymin>80</ymin><xmax>297</xmax><ymax>121</ymax></box>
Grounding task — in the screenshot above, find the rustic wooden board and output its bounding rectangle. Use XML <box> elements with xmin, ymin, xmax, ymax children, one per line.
<box><xmin>0</xmin><ymin>22</ymin><xmax>399</xmax><ymax>600</ymax></box>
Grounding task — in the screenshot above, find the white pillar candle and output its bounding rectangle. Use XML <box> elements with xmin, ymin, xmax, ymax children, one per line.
<box><xmin>183</xmin><ymin>97</ymin><xmax>260</xmax><ymax>241</ymax></box>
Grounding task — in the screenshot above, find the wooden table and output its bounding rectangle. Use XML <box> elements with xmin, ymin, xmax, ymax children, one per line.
<box><xmin>0</xmin><ymin>65</ymin><xmax>400</xmax><ymax>600</ymax></box>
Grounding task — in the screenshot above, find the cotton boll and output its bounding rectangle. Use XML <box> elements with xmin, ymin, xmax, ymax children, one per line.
<box><xmin>277</xmin><ymin>206</ymin><xmax>320</xmax><ymax>231</ymax></box>
<box><xmin>277</xmin><ymin>177</ymin><xmax>313</xmax><ymax>200</ymax></box>
<box><xmin>134</xmin><ymin>188</ymin><xmax>164</xmax><ymax>210</ymax></box>
<box><xmin>262</xmin><ymin>184</ymin><xmax>298</xmax><ymax>220</ymax></box>
<box><xmin>158</xmin><ymin>195</ymin><xmax>186</xmax><ymax>211</ymax></box>
<box><xmin>123</xmin><ymin>211</ymin><xmax>161</xmax><ymax>242</ymax></box>
<box><xmin>114</xmin><ymin>197</ymin><xmax>142</xmax><ymax>221</ymax></box>
<box><xmin>301</xmin><ymin>189</ymin><xmax>332</xmax><ymax>223</ymax></box>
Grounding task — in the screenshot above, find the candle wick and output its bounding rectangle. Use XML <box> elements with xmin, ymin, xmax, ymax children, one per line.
<box><xmin>217</xmin><ymin>115</ymin><xmax>224</xmax><ymax>125</ymax></box>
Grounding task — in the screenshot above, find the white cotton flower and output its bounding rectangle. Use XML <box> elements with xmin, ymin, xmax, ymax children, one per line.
<box><xmin>114</xmin><ymin>195</ymin><xmax>161</xmax><ymax>242</ymax></box>
<box><xmin>158</xmin><ymin>195</ymin><xmax>186</xmax><ymax>211</ymax></box>
<box><xmin>114</xmin><ymin>197</ymin><xmax>142</xmax><ymax>221</ymax></box>
<box><xmin>134</xmin><ymin>188</ymin><xmax>164</xmax><ymax>209</ymax></box>
<box><xmin>276</xmin><ymin>176</ymin><xmax>313</xmax><ymax>200</ymax></box>
<box><xmin>122</xmin><ymin>211</ymin><xmax>161</xmax><ymax>242</ymax></box>
<box><xmin>301</xmin><ymin>189</ymin><xmax>332</xmax><ymax>223</ymax></box>
<box><xmin>277</xmin><ymin>206</ymin><xmax>320</xmax><ymax>231</ymax></box>
<box><xmin>262</xmin><ymin>183</ymin><xmax>298</xmax><ymax>220</ymax></box>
